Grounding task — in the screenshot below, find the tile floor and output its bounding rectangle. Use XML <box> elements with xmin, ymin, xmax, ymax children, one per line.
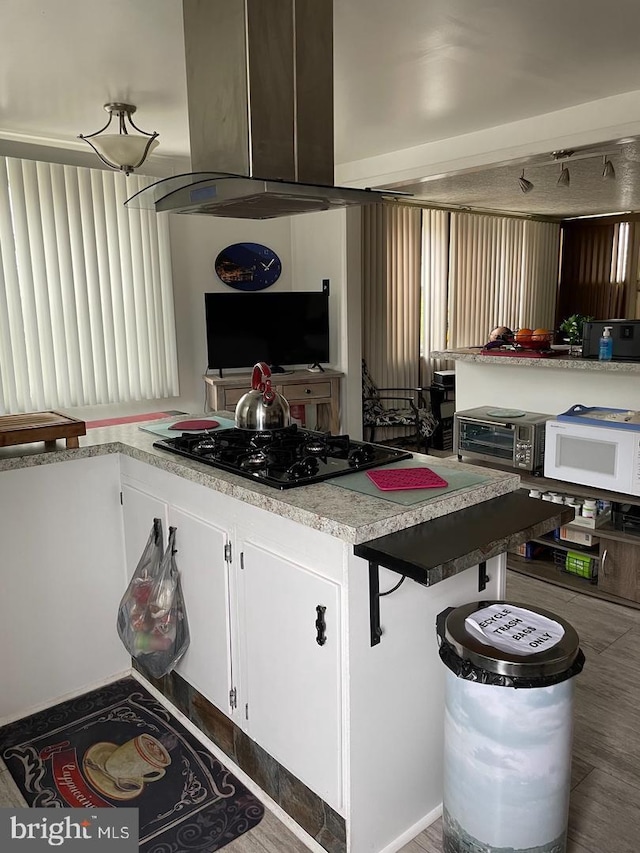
<box><xmin>2</xmin><ymin>570</ymin><xmax>639</xmax><ymax>853</ymax></box>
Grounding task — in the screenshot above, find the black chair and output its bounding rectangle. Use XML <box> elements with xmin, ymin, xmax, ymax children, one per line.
<box><xmin>362</xmin><ymin>359</ymin><xmax>437</xmax><ymax>452</ymax></box>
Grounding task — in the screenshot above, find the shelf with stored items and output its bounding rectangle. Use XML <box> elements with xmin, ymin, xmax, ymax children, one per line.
<box><xmin>509</xmin><ymin>541</ymin><xmax>638</xmax><ymax>604</ymax></box>
<box><xmin>478</xmin><ymin>464</ymin><xmax>640</xmax><ymax>606</ymax></box>
<box><xmin>528</xmin><ymin>532</ymin><xmax>600</xmax><ymax>556</ymax></box>
<box><xmin>508</xmin><ymin>507</ymin><xmax>640</xmax><ymax>608</ymax></box>
<box><xmin>511</xmin><ymin>531</ymin><xmax>599</xmax><ymax>582</ymax></box>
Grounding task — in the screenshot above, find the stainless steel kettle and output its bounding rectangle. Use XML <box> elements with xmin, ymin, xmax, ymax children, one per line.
<box><xmin>235</xmin><ymin>362</ymin><xmax>291</xmax><ymax>431</ymax></box>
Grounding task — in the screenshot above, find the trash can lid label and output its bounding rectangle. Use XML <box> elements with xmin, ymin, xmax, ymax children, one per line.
<box><xmin>465</xmin><ymin>604</ymin><xmax>564</xmax><ymax>656</ymax></box>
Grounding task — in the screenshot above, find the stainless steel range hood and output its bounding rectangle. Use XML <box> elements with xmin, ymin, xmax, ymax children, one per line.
<box><xmin>125</xmin><ymin>0</ymin><xmax>405</xmax><ymax>219</ymax></box>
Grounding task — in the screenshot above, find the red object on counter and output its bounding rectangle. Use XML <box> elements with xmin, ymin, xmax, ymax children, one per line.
<box><xmin>480</xmin><ymin>348</ymin><xmax>564</xmax><ymax>358</ymax></box>
<box><xmin>366</xmin><ymin>467</ymin><xmax>449</xmax><ymax>491</ymax></box>
<box><xmin>169</xmin><ymin>419</ymin><xmax>220</xmax><ymax>430</ymax></box>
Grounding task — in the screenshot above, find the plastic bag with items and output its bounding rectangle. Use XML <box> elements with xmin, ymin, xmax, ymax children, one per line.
<box><xmin>117</xmin><ymin>520</ymin><xmax>190</xmax><ymax>678</ymax></box>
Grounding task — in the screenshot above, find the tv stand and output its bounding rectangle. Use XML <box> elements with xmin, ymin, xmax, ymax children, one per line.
<box><xmin>269</xmin><ymin>364</ymin><xmax>287</xmax><ymax>374</ymax></box>
<box><xmin>307</xmin><ymin>363</ymin><xmax>325</xmax><ymax>373</ymax></box>
<box><xmin>203</xmin><ymin>369</ymin><xmax>344</xmax><ymax>434</ymax></box>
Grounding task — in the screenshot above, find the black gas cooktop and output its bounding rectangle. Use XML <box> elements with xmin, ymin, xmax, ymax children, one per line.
<box><xmin>153</xmin><ymin>425</ymin><xmax>412</xmax><ymax>489</ymax></box>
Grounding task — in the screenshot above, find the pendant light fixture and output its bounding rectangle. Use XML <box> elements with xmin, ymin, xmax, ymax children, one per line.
<box><xmin>79</xmin><ymin>103</ymin><xmax>159</xmax><ymax>176</ymax></box>
<box><xmin>518</xmin><ymin>169</ymin><xmax>534</xmax><ymax>193</ymax></box>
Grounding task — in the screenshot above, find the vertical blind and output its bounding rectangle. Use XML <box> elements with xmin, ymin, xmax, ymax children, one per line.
<box><xmin>557</xmin><ymin>219</ymin><xmax>630</xmax><ymax>321</ymax></box>
<box><xmin>0</xmin><ymin>158</ymin><xmax>179</xmax><ymax>414</ymax></box>
<box><xmin>362</xmin><ymin>205</ymin><xmax>561</xmax><ymax>392</ymax></box>
<box><xmin>420</xmin><ymin>209</ymin><xmax>450</xmax><ymax>384</ymax></box>
<box><xmin>362</xmin><ymin>204</ymin><xmax>422</xmax><ymax>390</ymax></box>
<box><xmin>447</xmin><ymin>213</ymin><xmax>560</xmax><ymax>348</ymax></box>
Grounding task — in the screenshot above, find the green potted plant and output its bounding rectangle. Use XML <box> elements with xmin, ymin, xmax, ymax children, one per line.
<box><xmin>559</xmin><ymin>313</ymin><xmax>593</xmax><ymax>355</ymax></box>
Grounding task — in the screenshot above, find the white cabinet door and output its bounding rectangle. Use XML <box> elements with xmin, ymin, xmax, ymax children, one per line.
<box><xmin>239</xmin><ymin>540</ymin><xmax>342</xmax><ymax>809</ymax></box>
<box><xmin>121</xmin><ymin>483</ymin><xmax>169</xmax><ymax>580</ymax></box>
<box><xmin>170</xmin><ymin>506</ymin><xmax>233</xmax><ymax>716</ymax></box>
<box><xmin>0</xmin><ymin>456</ymin><xmax>128</xmax><ymax>721</ymax></box>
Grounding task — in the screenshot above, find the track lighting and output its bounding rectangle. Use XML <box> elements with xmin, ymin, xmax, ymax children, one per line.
<box><xmin>511</xmin><ymin>148</ymin><xmax>618</xmax><ymax>196</ymax></box>
<box><xmin>602</xmin><ymin>156</ymin><xmax>616</xmax><ymax>180</ymax></box>
<box><xmin>518</xmin><ymin>169</ymin><xmax>534</xmax><ymax>194</ymax></box>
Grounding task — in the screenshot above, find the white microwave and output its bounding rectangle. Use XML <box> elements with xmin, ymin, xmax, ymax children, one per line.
<box><xmin>544</xmin><ymin>419</ymin><xmax>640</xmax><ymax>496</ymax></box>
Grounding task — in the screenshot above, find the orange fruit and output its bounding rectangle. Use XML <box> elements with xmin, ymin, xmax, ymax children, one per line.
<box><xmin>531</xmin><ymin>328</ymin><xmax>549</xmax><ymax>340</ymax></box>
<box><xmin>515</xmin><ymin>328</ymin><xmax>532</xmax><ymax>340</ymax></box>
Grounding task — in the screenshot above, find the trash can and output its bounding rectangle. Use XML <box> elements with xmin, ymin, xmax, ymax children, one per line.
<box><xmin>436</xmin><ymin>600</ymin><xmax>585</xmax><ymax>853</ymax></box>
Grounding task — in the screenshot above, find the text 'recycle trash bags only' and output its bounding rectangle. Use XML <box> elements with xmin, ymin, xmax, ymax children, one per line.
<box><xmin>117</xmin><ymin>519</ymin><xmax>190</xmax><ymax>678</ymax></box>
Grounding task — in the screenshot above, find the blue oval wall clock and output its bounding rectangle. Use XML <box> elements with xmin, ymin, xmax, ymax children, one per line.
<box><xmin>214</xmin><ymin>242</ymin><xmax>282</xmax><ymax>291</ymax></box>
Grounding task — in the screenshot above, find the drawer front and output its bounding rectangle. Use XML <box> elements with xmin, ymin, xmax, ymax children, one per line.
<box><xmin>282</xmin><ymin>381</ymin><xmax>332</xmax><ymax>401</ymax></box>
<box><xmin>224</xmin><ymin>386</ymin><xmax>250</xmax><ymax>407</ymax></box>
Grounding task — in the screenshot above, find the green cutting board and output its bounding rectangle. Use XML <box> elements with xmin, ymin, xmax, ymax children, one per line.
<box><xmin>330</xmin><ymin>459</ymin><xmax>489</xmax><ymax>505</ymax></box>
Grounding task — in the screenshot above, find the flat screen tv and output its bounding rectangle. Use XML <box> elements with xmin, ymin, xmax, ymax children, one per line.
<box><xmin>205</xmin><ymin>291</ymin><xmax>330</xmax><ymax>372</ymax></box>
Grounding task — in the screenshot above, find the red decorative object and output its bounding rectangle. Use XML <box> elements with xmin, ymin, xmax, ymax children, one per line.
<box><xmin>366</xmin><ymin>467</ymin><xmax>449</xmax><ymax>491</ymax></box>
<box><xmin>169</xmin><ymin>419</ymin><xmax>220</xmax><ymax>431</ymax></box>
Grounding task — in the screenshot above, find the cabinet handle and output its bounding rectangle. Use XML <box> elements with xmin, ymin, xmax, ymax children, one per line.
<box><xmin>305</xmin><ymin>388</ymin><xmax>312</xmax><ymax>394</ymax></box>
<box><xmin>315</xmin><ymin>605</ymin><xmax>327</xmax><ymax>645</ymax></box>
<box><xmin>601</xmin><ymin>548</ymin><xmax>608</xmax><ymax>575</ymax></box>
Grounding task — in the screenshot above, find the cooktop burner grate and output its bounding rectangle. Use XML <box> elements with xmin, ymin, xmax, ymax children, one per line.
<box><xmin>153</xmin><ymin>424</ymin><xmax>412</xmax><ymax>489</ymax></box>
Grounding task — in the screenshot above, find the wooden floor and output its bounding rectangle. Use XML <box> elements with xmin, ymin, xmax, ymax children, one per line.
<box><xmin>3</xmin><ymin>570</ymin><xmax>640</xmax><ymax>852</ymax></box>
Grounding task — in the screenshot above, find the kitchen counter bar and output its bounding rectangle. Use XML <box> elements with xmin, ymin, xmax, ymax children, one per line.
<box><xmin>0</xmin><ymin>416</ymin><xmax>520</xmax><ymax>545</ymax></box>
<box><xmin>354</xmin><ymin>489</ymin><xmax>573</xmax><ymax>585</ymax></box>
<box><xmin>432</xmin><ymin>347</ymin><xmax>640</xmax><ymax>417</ymax></box>
<box><xmin>431</xmin><ymin>347</ymin><xmax>640</xmax><ymax>372</ymax></box>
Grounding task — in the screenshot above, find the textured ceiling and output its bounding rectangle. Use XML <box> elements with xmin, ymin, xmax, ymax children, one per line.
<box><xmin>387</xmin><ymin>141</ymin><xmax>640</xmax><ymax>220</ymax></box>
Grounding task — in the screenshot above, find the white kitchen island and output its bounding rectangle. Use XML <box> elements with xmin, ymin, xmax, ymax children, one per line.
<box><xmin>0</xmin><ymin>421</ymin><xmax>568</xmax><ymax>853</ymax></box>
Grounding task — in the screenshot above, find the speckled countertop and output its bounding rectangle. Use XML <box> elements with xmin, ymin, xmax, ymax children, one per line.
<box><xmin>431</xmin><ymin>348</ymin><xmax>640</xmax><ymax>372</ymax></box>
<box><xmin>0</xmin><ymin>416</ymin><xmax>521</xmax><ymax>545</ymax></box>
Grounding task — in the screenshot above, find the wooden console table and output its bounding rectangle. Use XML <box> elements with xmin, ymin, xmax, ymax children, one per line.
<box><xmin>203</xmin><ymin>369</ymin><xmax>344</xmax><ymax>434</ymax></box>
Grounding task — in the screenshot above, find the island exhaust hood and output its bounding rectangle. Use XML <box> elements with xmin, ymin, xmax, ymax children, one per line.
<box><xmin>125</xmin><ymin>0</ymin><xmax>405</xmax><ymax>219</ymax></box>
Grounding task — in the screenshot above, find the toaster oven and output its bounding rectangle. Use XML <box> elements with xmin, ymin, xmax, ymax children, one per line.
<box><xmin>454</xmin><ymin>406</ymin><xmax>551</xmax><ymax>472</ymax></box>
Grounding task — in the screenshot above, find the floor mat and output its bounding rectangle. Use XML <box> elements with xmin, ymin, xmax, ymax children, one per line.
<box><xmin>0</xmin><ymin>677</ymin><xmax>264</xmax><ymax>852</ymax></box>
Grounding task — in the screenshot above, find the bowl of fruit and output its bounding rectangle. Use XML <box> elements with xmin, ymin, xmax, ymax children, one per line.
<box><xmin>514</xmin><ymin>328</ymin><xmax>552</xmax><ymax>350</ymax></box>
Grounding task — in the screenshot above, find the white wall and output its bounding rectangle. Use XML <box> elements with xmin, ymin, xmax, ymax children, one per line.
<box><xmin>344</xmin><ymin>208</ymin><xmax>364</xmax><ymax>438</ymax></box>
<box><xmin>170</xmin><ymin>208</ymin><xmax>355</xmax><ymax>419</ymax></box>
<box><xmin>290</xmin><ymin>208</ymin><xmax>360</xmax><ymax>434</ymax></box>
<box><xmin>454</xmin><ymin>359</ymin><xmax>640</xmax><ymax>416</ymax></box>
<box><xmin>168</xmin><ymin>214</ymin><xmax>295</xmax><ymax>410</ymax></box>
<box><xmin>290</xmin><ymin>207</ymin><xmax>346</xmax><ymax>379</ymax></box>
<box><xmin>336</xmin><ymin>90</ymin><xmax>640</xmax><ymax>190</ymax></box>
<box><xmin>0</xmin><ymin>138</ymin><xmax>188</xmax><ymax>179</ymax></box>
<box><xmin>59</xmin><ymin>205</ymin><xmax>357</xmax><ymax>425</ymax></box>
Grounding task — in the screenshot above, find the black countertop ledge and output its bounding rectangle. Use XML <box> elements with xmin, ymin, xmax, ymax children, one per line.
<box><xmin>354</xmin><ymin>489</ymin><xmax>573</xmax><ymax>586</ymax></box>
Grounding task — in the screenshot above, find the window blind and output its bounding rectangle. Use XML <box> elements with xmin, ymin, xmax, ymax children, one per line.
<box><xmin>0</xmin><ymin>158</ymin><xmax>178</xmax><ymax>413</ymax></box>
<box><xmin>420</xmin><ymin>208</ymin><xmax>450</xmax><ymax>384</ymax></box>
<box><xmin>361</xmin><ymin>203</ymin><xmax>422</xmax><ymax>440</ymax></box>
<box><xmin>447</xmin><ymin>213</ymin><xmax>560</xmax><ymax>349</ymax></box>
<box><xmin>362</xmin><ymin>203</ymin><xmax>422</xmax><ymax>390</ymax></box>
